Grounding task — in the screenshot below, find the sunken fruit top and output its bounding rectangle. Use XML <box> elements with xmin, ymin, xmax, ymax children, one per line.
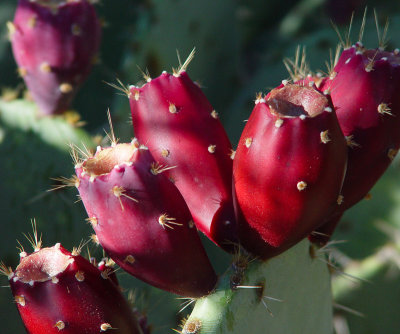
<box><xmin>267</xmin><ymin>84</ymin><xmax>329</xmax><ymax>118</ymax></box>
<box><xmin>15</xmin><ymin>245</ymin><xmax>72</xmax><ymax>283</ymax></box>
<box><xmin>83</xmin><ymin>142</ymin><xmax>140</xmax><ymax>176</ymax></box>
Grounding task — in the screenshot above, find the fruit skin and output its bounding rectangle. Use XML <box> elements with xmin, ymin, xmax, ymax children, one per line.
<box><xmin>310</xmin><ymin>46</ymin><xmax>400</xmax><ymax>244</ymax></box>
<box><xmin>129</xmin><ymin>71</ymin><xmax>237</xmax><ymax>250</ymax></box>
<box><xmin>9</xmin><ymin>244</ymin><xmax>142</xmax><ymax>334</ymax></box>
<box><xmin>10</xmin><ymin>0</ymin><xmax>101</xmax><ymax>115</ymax></box>
<box><xmin>233</xmin><ymin>83</ymin><xmax>347</xmax><ymax>259</ymax></box>
<box><xmin>320</xmin><ymin>45</ymin><xmax>400</xmax><ymax>212</ymax></box>
<box><xmin>75</xmin><ymin>141</ymin><xmax>217</xmax><ymax>297</ymax></box>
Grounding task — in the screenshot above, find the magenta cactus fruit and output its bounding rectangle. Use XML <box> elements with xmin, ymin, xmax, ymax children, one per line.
<box><xmin>7</xmin><ymin>244</ymin><xmax>141</xmax><ymax>334</ymax></box>
<box><xmin>74</xmin><ymin>140</ymin><xmax>217</xmax><ymax>297</ymax></box>
<box><xmin>129</xmin><ymin>69</ymin><xmax>237</xmax><ymax>250</ymax></box>
<box><xmin>319</xmin><ymin>45</ymin><xmax>400</xmax><ymax>212</ymax></box>
<box><xmin>233</xmin><ymin>83</ymin><xmax>347</xmax><ymax>258</ymax></box>
<box><xmin>9</xmin><ymin>0</ymin><xmax>101</xmax><ymax>115</ymax></box>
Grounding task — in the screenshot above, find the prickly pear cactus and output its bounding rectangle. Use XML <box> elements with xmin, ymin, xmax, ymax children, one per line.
<box><xmin>182</xmin><ymin>241</ymin><xmax>332</xmax><ymax>334</ymax></box>
<box><xmin>2</xmin><ymin>1</ymin><xmax>400</xmax><ymax>333</ymax></box>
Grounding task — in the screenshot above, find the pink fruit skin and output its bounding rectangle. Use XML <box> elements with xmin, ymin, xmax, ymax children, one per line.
<box><xmin>10</xmin><ymin>0</ymin><xmax>101</xmax><ymax>115</ymax></box>
<box><xmin>76</xmin><ymin>144</ymin><xmax>217</xmax><ymax>297</ymax></box>
<box><xmin>233</xmin><ymin>84</ymin><xmax>347</xmax><ymax>258</ymax></box>
<box><xmin>129</xmin><ymin>71</ymin><xmax>237</xmax><ymax>250</ymax></box>
<box><xmin>320</xmin><ymin>46</ymin><xmax>400</xmax><ymax>212</ymax></box>
<box><xmin>9</xmin><ymin>244</ymin><xmax>141</xmax><ymax>334</ymax></box>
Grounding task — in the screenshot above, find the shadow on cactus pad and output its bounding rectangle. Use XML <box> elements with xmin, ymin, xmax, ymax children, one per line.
<box><xmin>0</xmin><ymin>97</ymin><xmax>96</xmax><ymax>332</ymax></box>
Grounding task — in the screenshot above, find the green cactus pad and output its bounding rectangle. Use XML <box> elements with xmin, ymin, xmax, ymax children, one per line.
<box><xmin>0</xmin><ymin>98</ymin><xmax>93</xmax><ymax>261</ymax></box>
<box><xmin>184</xmin><ymin>240</ymin><xmax>333</xmax><ymax>334</ymax></box>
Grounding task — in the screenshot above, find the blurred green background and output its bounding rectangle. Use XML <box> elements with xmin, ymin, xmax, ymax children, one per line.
<box><xmin>1</xmin><ymin>0</ymin><xmax>400</xmax><ymax>333</ymax></box>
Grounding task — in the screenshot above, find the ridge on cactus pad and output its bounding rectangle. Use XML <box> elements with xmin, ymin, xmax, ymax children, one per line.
<box><xmin>74</xmin><ymin>139</ymin><xmax>217</xmax><ymax>297</ymax></box>
<box><xmin>9</xmin><ymin>0</ymin><xmax>101</xmax><ymax>115</ymax></box>
<box><xmin>233</xmin><ymin>83</ymin><xmax>347</xmax><ymax>259</ymax></box>
<box><xmin>129</xmin><ymin>68</ymin><xmax>237</xmax><ymax>251</ymax></box>
<box><xmin>7</xmin><ymin>243</ymin><xmax>142</xmax><ymax>334</ymax></box>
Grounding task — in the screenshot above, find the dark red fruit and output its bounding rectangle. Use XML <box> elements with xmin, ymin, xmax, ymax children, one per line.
<box><xmin>308</xmin><ymin>45</ymin><xmax>400</xmax><ymax>244</ymax></box>
<box><xmin>233</xmin><ymin>83</ymin><xmax>347</xmax><ymax>258</ymax></box>
<box><xmin>320</xmin><ymin>45</ymin><xmax>400</xmax><ymax>212</ymax></box>
<box><xmin>8</xmin><ymin>244</ymin><xmax>141</xmax><ymax>334</ymax></box>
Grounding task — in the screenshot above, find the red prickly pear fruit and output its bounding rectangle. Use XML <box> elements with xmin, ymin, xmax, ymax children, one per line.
<box><xmin>319</xmin><ymin>45</ymin><xmax>400</xmax><ymax>213</ymax></box>
<box><xmin>7</xmin><ymin>243</ymin><xmax>142</xmax><ymax>334</ymax></box>
<box><xmin>9</xmin><ymin>0</ymin><xmax>101</xmax><ymax>115</ymax></box>
<box><xmin>129</xmin><ymin>70</ymin><xmax>237</xmax><ymax>250</ymax></box>
<box><xmin>233</xmin><ymin>83</ymin><xmax>348</xmax><ymax>259</ymax></box>
<box><xmin>74</xmin><ymin>140</ymin><xmax>217</xmax><ymax>297</ymax></box>
<box><xmin>309</xmin><ymin>46</ymin><xmax>400</xmax><ymax>245</ymax></box>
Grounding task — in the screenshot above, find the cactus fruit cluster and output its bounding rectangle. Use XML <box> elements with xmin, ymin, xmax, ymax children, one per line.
<box><xmin>2</xmin><ymin>2</ymin><xmax>400</xmax><ymax>333</ymax></box>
